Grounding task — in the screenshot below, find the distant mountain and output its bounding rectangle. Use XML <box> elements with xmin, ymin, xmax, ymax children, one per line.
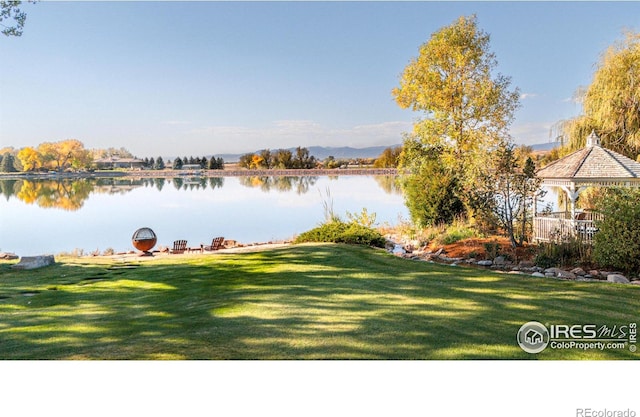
<box><xmin>216</xmin><ymin>144</ymin><xmax>401</xmax><ymax>163</ymax></box>
<box><xmin>529</xmin><ymin>141</ymin><xmax>561</xmax><ymax>152</ymax></box>
<box><xmin>306</xmin><ymin>145</ymin><xmax>400</xmax><ymax>160</ymax></box>
<box><xmin>167</xmin><ymin>142</ymin><xmax>558</xmax><ymax>163</ymax></box>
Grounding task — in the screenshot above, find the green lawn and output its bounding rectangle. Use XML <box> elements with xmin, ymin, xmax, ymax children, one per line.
<box><xmin>0</xmin><ymin>243</ymin><xmax>638</xmax><ymax>359</ymax></box>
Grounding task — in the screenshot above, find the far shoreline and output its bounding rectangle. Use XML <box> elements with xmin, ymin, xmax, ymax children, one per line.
<box><xmin>0</xmin><ymin>167</ymin><xmax>398</xmax><ymax>180</ymax></box>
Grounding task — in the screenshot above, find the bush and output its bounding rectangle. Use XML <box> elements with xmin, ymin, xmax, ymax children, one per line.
<box><xmin>483</xmin><ymin>240</ymin><xmax>502</xmax><ymax>260</ymax></box>
<box><xmin>592</xmin><ymin>188</ymin><xmax>640</xmax><ymax>273</ymax></box>
<box><xmin>436</xmin><ymin>224</ymin><xmax>478</xmax><ymax>245</ymax></box>
<box><xmin>295</xmin><ymin>221</ymin><xmax>386</xmax><ymax>248</ymax></box>
<box><xmin>534</xmin><ymin>238</ymin><xmax>592</xmax><ymax>268</ymax></box>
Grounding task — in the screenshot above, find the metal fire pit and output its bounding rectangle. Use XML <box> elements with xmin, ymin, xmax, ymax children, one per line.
<box><xmin>132</xmin><ymin>227</ymin><xmax>157</xmax><ymax>256</ymax></box>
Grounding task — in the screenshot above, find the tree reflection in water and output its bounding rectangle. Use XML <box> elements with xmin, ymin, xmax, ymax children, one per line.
<box><xmin>238</xmin><ymin>176</ymin><xmax>319</xmax><ymax>194</ymax></box>
<box><xmin>1</xmin><ymin>175</ymin><xmax>397</xmax><ymax>212</ymax></box>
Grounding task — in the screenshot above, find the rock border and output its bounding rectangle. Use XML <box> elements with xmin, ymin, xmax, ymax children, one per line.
<box><xmin>386</xmin><ymin>240</ymin><xmax>638</xmax><ymax>285</ymax></box>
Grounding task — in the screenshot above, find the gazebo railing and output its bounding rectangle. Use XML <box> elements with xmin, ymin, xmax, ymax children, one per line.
<box><xmin>533</xmin><ymin>211</ymin><xmax>603</xmax><ymax>243</ymax></box>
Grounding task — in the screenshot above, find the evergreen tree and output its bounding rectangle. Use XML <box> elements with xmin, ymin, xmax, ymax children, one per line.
<box><xmin>173</xmin><ymin>157</ymin><xmax>183</xmax><ymax>170</ymax></box>
<box><xmin>155</xmin><ymin>156</ymin><xmax>165</xmax><ymax>170</ymax></box>
<box><xmin>0</xmin><ymin>153</ymin><xmax>17</xmax><ymax>172</ymax></box>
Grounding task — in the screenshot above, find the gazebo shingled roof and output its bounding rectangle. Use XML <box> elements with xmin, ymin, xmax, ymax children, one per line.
<box><xmin>536</xmin><ymin>131</ymin><xmax>640</xmax><ymax>188</ymax></box>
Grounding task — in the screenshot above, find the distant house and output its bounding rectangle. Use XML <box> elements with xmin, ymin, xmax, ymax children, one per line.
<box><xmin>95</xmin><ymin>157</ymin><xmax>146</xmax><ymax>170</ymax></box>
<box><xmin>181</xmin><ymin>164</ymin><xmax>203</xmax><ymax>170</ymax></box>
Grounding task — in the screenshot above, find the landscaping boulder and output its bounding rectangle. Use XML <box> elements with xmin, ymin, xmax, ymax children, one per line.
<box><xmin>0</xmin><ymin>252</ymin><xmax>19</xmax><ymax>260</ymax></box>
<box><xmin>477</xmin><ymin>260</ymin><xmax>493</xmax><ymax>267</ymax></box>
<box><xmin>518</xmin><ymin>260</ymin><xmax>534</xmax><ymax>269</ymax></box>
<box><xmin>556</xmin><ymin>270</ymin><xmax>576</xmax><ymax>279</ymax></box>
<box><xmin>570</xmin><ymin>267</ymin><xmax>586</xmax><ymax>276</ymax></box>
<box><xmin>11</xmin><ymin>255</ymin><xmax>55</xmax><ymax>270</ymax></box>
<box><xmin>531</xmin><ymin>272</ymin><xmax>545</xmax><ymax>278</ymax></box>
<box><xmin>493</xmin><ymin>256</ymin><xmax>506</xmax><ymax>266</ymax></box>
<box><xmin>607</xmin><ymin>274</ymin><xmax>629</xmax><ymax>284</ymax></box>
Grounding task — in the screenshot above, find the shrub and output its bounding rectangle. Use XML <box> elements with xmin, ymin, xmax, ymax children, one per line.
<box><xmin>534</xmin><ymin>238</ymin><xmax>592</xmax><ymax>269</ymax></box>
<box><xmin>295</xmin><ymin>221</ymin><xmax>386</xmax><ymax>248</ymax></box>
<box><xmin>430</xmin><ymin>219</ymin><xmax>482</xmax><ymax>246</ymax></box>
<box><xmin>437</xmin><ymin>224</ymin><xmax>478</xmax><ymax>245</ymax></box>
<box><xmin>533</xmin><ymin>252</ymin><xmax>557</xmax><ymax>269</ymax></box>
<box><xmin>592</xmin><ymin>188</ymin><xmax>640</xmax><ymax>273</ymax></box>
<box><xmin>483</xmin><ymin>240</ymin><xmax>502</xmax><ymax>260</ymax></box>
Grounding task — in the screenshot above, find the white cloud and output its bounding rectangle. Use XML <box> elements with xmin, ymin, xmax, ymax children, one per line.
<box><xmin>188</xmin><ymin>120</ymin><xmax>411</xmax><ymax>153</ymax></box>
<box><xmin>510</xmin><ymin>121</ymin><xmax>555</xmax><ymax>146</ymax></box>
<box><xmin>520</xmin><ymin>93</ymin><xmax>539</xmax><ymax>100</ymax></box>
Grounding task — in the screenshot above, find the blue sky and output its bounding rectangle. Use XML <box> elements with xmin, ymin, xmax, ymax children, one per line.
<box><xmin>1</xmin><ymin>1</ymin><xmax>639</xmax><ymax>157</ymax></box>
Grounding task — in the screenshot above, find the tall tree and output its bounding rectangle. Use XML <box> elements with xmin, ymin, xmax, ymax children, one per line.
<box><xmin>37</xmin><ymin>139</ymin><xmax>91</xmax><ymax>171</ymax></box>
<box><xmin>154</xmin><ymin>156</ymin><xmax>165</xmax><ymax>170</ymax></box>
<box><xmin>0</xmin><ymin>152</ymin><xmax>17</xmax><ymax>172</ymax></box>
<box><xmin>292</xmin><ymin>147</ymin><xmax>316</xmax><ymax>169</ymax></box>
<box><xmin>238</xmin><ymin>153</ymin><xmax>254</xmax><ymax>169</ymax></box>
<box><xmin>473</xmin><ymin>142</ymin><xmax>542</xmax><ymax>247</ymax></box>
<box><xmin>259</xmin><ymin>149</ymin><xmax>272</xmax><ymax>169</ymax></box>
<box><xmin>559</xmin><ymin>31</ymin><xmax>640</xmax><ymax>158</ymax></box>
<box><xmin>17</xmin><ymin>146</ymin><xmax>42</xmax><ymax>171</ymax></box>
<box><xmin>373</xmin><ymin>146</ymin><xmax>402</xmax><ymax>168</ymax></box>
<box><xmin>1</xmin><ymin>0</ymin><xmax>28</xmax><ymax>37</ymax></box>
<box><xmin>273</xmin><ymin>149</ymin><xmax>293</xmax><ymax>169</ymax></box>
<box><xmin>392</xmin><ymin>15</ymin><xmax>520</xmax><ymax>217</ymax></box>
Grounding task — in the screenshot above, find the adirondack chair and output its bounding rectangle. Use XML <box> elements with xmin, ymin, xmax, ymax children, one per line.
<box><xmin>202</xmin><ymin>236</ymin><xmax>225</xmax><ymax>252</ymax></box>
<box><xmin>170</xmin><ymin>239</ymin><xmax>188</xmax><ymax>254</ymax></box>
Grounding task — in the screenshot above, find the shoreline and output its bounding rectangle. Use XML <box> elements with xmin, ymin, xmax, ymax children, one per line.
<box><xmin>0</xmin><ymin>167</ymin><xmax>398</xmax><ymax>180</ymax></box>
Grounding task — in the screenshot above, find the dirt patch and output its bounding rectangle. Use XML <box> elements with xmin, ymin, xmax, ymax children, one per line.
<box><xmin>429</xmin><ymin>237</ymin><xmax>536</xmax><ymax>262</ymax></box>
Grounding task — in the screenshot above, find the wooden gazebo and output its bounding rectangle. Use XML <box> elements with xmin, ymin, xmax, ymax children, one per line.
<box><xmin>534</xmin><ymin>131</ymin><xmax>640</xmax><ymax>242</ymax></box>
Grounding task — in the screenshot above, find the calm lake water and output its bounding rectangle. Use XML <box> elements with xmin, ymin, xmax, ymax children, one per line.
<box><xmin>0</xmin><ymin>175</ymin><xmax>408</xmax><ymax>256</ymax></box>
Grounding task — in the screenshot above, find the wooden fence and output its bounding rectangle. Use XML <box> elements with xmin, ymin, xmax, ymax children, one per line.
<box><xmin>533</xmin><ymin>211</ymin><xmax>603</xmax><ymax>243</ymax></box>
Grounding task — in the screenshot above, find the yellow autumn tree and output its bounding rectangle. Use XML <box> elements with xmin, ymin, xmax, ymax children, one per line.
<box><xmin>392</xmin><ymin>15</ymin><xmax>520</xmax><ymax>224</ymax></box>
<box><xmin>559</xmin><ymin>31</ymin><xmax>640</xmax><ymax>158</ymax></box>
<box><xmin>37</xmin><ymin>139</ymin><xmax>92</xmax><ymax>171</ymax></box>
<box><xmin>250</xmin><ymin>154</ymin><xmax>265</xmax><ymax>170</ymax></box>
<box><xmin>17</xmin><ymin>147</ymin><xmax>43</xmax><ymax>171</ymax></box>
